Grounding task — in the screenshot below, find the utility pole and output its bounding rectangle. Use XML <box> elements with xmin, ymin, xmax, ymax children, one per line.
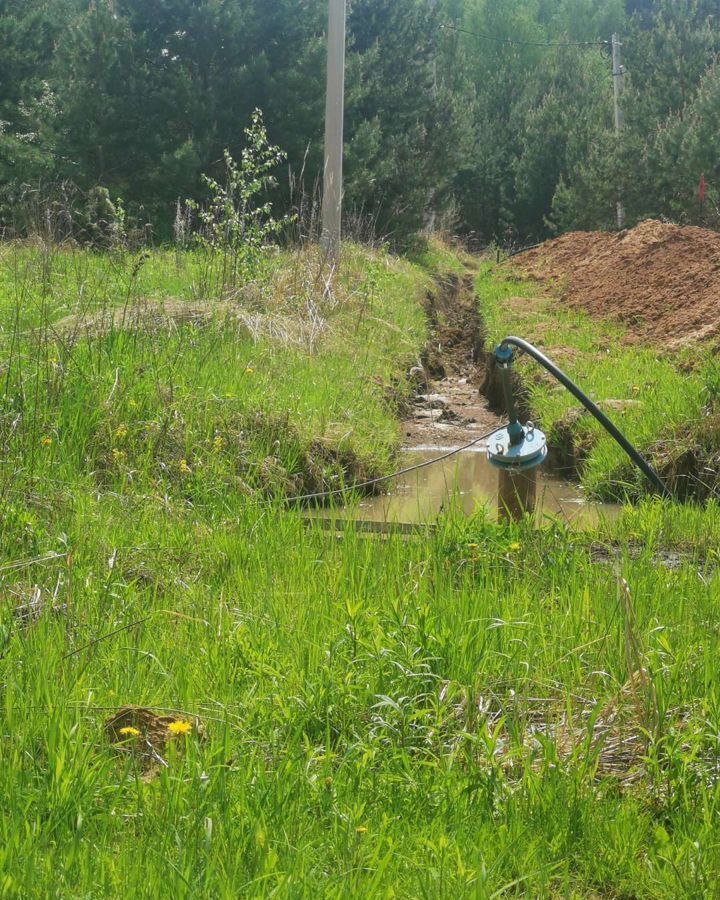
<box><xmin>320</xmin><ymin>0</ymin><xmax>346</xmax><ymax>266</ymax></box>
<box><xmin>612</xmin><ymin>33</ymin><xmax>626</xmax><ymax>230</ymax></box>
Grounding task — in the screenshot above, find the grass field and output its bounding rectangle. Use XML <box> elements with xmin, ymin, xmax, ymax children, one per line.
<box><xmin>1</xmin><ymin>243</ymin><xmax>720</xmax><ymax>897</ymax></box>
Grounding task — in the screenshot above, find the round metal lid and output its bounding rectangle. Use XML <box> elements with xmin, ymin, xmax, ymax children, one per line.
<box><xmin>487</xmin><ymin>424</ymin><xmax>547</xmax><ymax>470</ymax></box>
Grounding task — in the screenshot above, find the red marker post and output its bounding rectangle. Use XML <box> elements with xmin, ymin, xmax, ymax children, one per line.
<box><xmin>697</xmin><ymin>173</ymin><xmax>707</xmax><ymax>218</ymax></box>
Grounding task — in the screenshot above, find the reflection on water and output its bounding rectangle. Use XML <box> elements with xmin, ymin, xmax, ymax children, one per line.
<box><xmin>320</xmin><ymin>446</ymin><xmax>621</xmax><ymax>527</ymax></box>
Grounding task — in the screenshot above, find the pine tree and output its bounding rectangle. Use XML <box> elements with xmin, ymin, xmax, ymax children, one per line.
<box><xmin>344</xmin><ymin>0</ymin><xmax>471</xmax><ymax>241</ymax></box>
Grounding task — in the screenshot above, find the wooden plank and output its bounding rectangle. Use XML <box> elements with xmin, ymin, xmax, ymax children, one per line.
<box><xmin>303</xmin><ymin>516</ymin><xmax>435</xmax><ymax>536</ymax></box>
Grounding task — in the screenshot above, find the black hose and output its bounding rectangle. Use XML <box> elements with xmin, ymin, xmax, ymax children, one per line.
<box><xmin>499</xmin><ymin>336</ymin><xmax>672</xmax><ymax>500</ymax></box>
<box><xmin>507</xmin><ymin>242</ymin><xmax>542</xmax><ymax>259</ymax></box>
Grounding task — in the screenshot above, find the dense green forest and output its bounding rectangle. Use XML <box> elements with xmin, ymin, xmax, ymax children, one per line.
<box><xmin>0</xmin><ymin>0</ymin><xmax>718</xmax><ymax>244</ymax></box>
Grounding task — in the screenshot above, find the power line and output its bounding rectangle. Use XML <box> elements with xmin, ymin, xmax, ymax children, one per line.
<box><xmin>440</xmin><ymin>22</ymin><xmax>610</xmax><ymax>49</ymax></box>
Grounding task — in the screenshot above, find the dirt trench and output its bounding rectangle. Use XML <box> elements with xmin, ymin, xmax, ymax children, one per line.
<box><xmin>401</xmin><ymin>273</ymin><xmax>504</xmax><ymax>447</ymax></box>
<box><xmin>401</xmin><ymin>271</ymin><xmax>589</xmax><ymax>484</ymax></box>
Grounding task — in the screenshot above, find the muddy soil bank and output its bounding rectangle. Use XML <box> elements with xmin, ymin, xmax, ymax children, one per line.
<box><xmin>401</xmin><ymin>271</ymin><xmax>587</xmax><ymax>477</ymax></box>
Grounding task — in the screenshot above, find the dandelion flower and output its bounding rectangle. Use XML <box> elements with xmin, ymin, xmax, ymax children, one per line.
<box><xmin>118</xmin><ymin>726</ymin><xmax>140</xmax><ymax>738</ymax></box>
<box><xmin>167</xmin><ymin>720</ymin><xmax>192</xmax><ymax>736</ymax></box>
<box><xmin>41</xmin><ymin>436</ymin><xmax>53</xmax><ymax>447</ymax></box>
<box><xmin>508</xmin><ymin>542</ymin><xmax>521</xmax><ymax>552</ymax></box>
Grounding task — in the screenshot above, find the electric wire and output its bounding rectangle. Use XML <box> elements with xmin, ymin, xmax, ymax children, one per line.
<box><xmin>441</xmin><ymin>22</ymin><xmax>610</xmax><ymax>49</ymax></box>
<box><xmin>276</xmin><ymin>423</ymin><xmax>505</xmax><ymax>507</ymax></box>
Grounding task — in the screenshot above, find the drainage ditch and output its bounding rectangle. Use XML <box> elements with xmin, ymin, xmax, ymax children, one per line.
<box><xmin>314</xmin><ymin>272</ymin><xmax>623</xmax><ymax>526</ymax></box>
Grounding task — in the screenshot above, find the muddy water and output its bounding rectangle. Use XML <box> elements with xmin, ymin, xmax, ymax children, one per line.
<box><xmin>323</xmin><ymin>446</ymin><xmax>621</xmax><ymax>527</ymax></box>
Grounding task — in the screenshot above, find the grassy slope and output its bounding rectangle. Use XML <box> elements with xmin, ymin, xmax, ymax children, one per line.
<box><xmin>1</xmin><ymin>243</ymin><xmax>720</xmax><ymax>897</ymax></box>
<box><xmin>0</xmin><ymin>243</ymin><xmax>427</xmax><ymax>505</ymax></box>
<box><xmin>475</xmin><ymin>262</ymin><xmax>717</xmax><ymax>499</ymax></box>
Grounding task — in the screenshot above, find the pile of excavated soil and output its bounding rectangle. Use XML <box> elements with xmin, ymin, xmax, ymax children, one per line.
<box><xmin>517</xmin><ymin>220</ymin><xmax>720</xmax><ymax>349</ymax></box>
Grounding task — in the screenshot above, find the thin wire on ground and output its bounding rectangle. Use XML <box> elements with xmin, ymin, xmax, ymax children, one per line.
<box><xmin>278</xmin><ymin>422</ymin><xmax>506</xmax><ymax>507</ymax></box>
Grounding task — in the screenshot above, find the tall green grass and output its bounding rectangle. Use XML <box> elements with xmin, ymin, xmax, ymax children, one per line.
<box><xmin>2</xmin><ymin>495</ymin><xmax>720</xmax><ymax>896</ymax></box>
<box><xmin>0</xmin><ymin>243</ymin><xmax>427</xmax><ymax>506</ymax></box>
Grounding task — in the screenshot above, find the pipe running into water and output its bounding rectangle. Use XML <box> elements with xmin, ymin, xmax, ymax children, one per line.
<box><xmin>496</xmin><ymin>336</ymin><xmax>672</xmax><ymax>500</ymax></box>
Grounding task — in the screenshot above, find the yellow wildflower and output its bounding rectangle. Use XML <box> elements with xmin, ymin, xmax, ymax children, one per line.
<box><xmin>112</xmin><ymin>448</ymin><xmax>126</xmax><ymax>463</ymax></box>
<box><xmin>178</xmin><ymin>459</ymin><xmax>191</xmax><ymax>475</ymax></box>
<box><xmin>114</xmin><ymin>424</ymin><xmax>128</xmax><ymax>440</ymax></box>
<box><xmin>212</xmin><ymin>435</ymin><xmax>224</xmax><ymax>452</ymax></box>
<box><xmin>508</xmin><ymin>542</ymin><xmax>521</xmax><ymax>552</ymax></box>
<box><xmin>244</xmin><ymin>367</ymin><xmax>254</xmax><ymax>375</ymax></box>
<box><xmin>41</xmin><ymin>436</ymin><xmax>53</xmax><ymax>447</ymax></box>
<box><xmin>356</xmin><ymin>826</ymin><xmax>367</xmax><ymax>835</ymax></box>
<box><xmin>118</xmin><ymin>726</ymin><xmax>140</xmax><ymax>738</ymax></box>
<box><xmin>467</xmin><ymin>543</ymin><xmax>479</xmax><ymax>551</ymax></box>
<box><xmin>167</xmin><ymin>720</ymin><xmax>192</xmax><ymax>736</ymax></box>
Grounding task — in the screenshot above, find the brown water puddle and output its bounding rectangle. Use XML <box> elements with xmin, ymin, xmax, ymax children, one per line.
<box><xmin>318</xmin><ymin>446</ymin><xmax>621</xmax><ymax>528</ymax></box>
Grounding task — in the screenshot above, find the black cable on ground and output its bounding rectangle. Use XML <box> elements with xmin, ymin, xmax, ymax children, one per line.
<box><xmin>278</xmin><ymin>424</ymin><xmax>505</xmax><ymax>507</ymax></box>
<box><xmin>507</xmin><ymin>242</ymin><xmax>542</xmax><ymax>258</ymax></box>
<box><xmin>499</xmin><ymin>336</ymin><xmax>672</xmax><ymax>499</ymax></box>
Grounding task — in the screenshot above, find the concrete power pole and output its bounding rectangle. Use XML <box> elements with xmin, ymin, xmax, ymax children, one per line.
<box><xmin>612</xmin><ymin>33</ymin><xmax>626</xmax><ymax>230</ymax></box>
<box><xmin>320</xmin><ymin>0</ymin><xmax>346</xmax><ymax>265</ymax></box>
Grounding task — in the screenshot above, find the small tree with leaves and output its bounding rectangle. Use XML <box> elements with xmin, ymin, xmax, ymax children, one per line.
<box><xmin>187</xmin><ymin>110</ymin><xmax>291</xmax><ymax>295</ymax></box>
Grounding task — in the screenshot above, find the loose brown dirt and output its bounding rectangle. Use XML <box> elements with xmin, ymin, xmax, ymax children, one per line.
<box><xmin>516</xmin><ymin>219</ymin><xmax>720</xmax><ymax>350</ymax></box>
